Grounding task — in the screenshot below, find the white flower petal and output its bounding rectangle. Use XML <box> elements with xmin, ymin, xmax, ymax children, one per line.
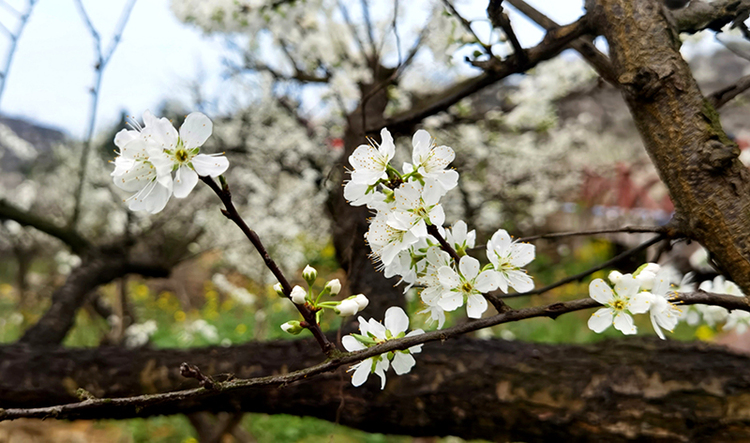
<box><xmin>509</xmin><ymin>243</ymin><xmax>535</xmax><ymax>268</ymax></box>
<box><xmin>350</xmin><ymin>360</ymin><xmax>371</xmax><ymax>387</ymax></box>
<box><xmin>192</xmin><ymin>154</ymin><xmax>229</xmax><ymax>177</ymax></box>
<box><xmin>466</xmin><ymin>293</ymin><xmax>488</xmax><ymax>318</ymax></box>
<box><xmin>629</xmin><ymin>292</ymin><xmax>653</xmax><ymax>315</ymax></box>
<box><xmin>589</xmin><ymin>279</ymin><xmax>615</xmax><ymax>305</ymax></box>
<box><xmin>613</xmin><ymin>312</ymin><xmax>637</xmax><ymax>335</ymax></box>
<box><xmin>384</xmin><ymin>306</ymin><xmax>409</xmax><ymax>335</ymax></box>
<box><xmin>506</xmin><ymin>270</ymin><xmax>534</xmax><ymax>293</ymax></box>
<box><xmin>588</xmin><ymin>308</ymin><xmax>614</xmax><ymax>333</ymax></box>
<box><xmin>438</xmin><ymin>266</ymin><xmax>461</xmax><ymax>289</ymax></box>
<box><xmin>438</xmin><ymin>291</ymin><xmax>464</xmax><ymax>311</ymax></box>
<box><xmin>342</xmin><ymin>335</ymin><xmax>366</xmax><ymax>352</ymax></box>
<box><xmin>173</xmin><ymin>165</ymin><xmax>199</xmax><ymax>199</ymax></box>
<box><xmin>459</xmin><ymin>255</ymin><xmax>480</xmax><ymax>281</ymax></box>
<box><xmin>179</xmin><ymin>112</ymin><xmax>213</xmax><ymax>150</ymax></box>
<box><xmin>392</xmin><ymin>352</ymin><xmax>416</xmax><ymax>375</ymax></box>
<box><xmin>475</xmin><ymin>270</ymin><xmax>499</xmax><ymax>293</ymax></box>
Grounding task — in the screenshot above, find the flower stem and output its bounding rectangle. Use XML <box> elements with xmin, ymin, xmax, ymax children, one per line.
<box><xmin>199</xmin><ymin>175</ymin><xmax>336</xmax><ymax>356</ymax></box>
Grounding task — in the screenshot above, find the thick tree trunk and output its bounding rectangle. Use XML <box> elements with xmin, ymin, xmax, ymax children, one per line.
<box><xmin>589</xmin><ymin>0</ymin><xmax>750</xmax><ymax>290</ymax></box>
<box><xmin>2</xmin><ymin>338</ymin><xmax>750</xmax><ymax>442</ymax></box>
<box><xmin>329</xmin><ymin>70</ymin><xmax>406</xmax><ymax>321</ymax></box>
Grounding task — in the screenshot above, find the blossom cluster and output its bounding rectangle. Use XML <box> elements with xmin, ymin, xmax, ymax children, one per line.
<box><xmin>111</xmin><ymin>111</ymin><xmax>229</xmax><ymax>213</ymax></box>
<box><xmin>342</xmin><ymin>307</ymin><xmax>424</xmax><ymax>389</ymax></box>
<box><xmin>344</xmin><ymin>128</ymin><xmax>536</xmax><ymax>328</ymax></box>
<box><xmin>588</xmin><ymin>263</ymin><xmax>748</xmax><ymax>339</ymax></box>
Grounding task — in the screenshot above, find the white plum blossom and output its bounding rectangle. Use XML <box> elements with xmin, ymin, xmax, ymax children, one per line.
<box><xmin>436</xmin><ymin>255</ymin><xmax>498</xmax><ymax>318</ymax></box>
<box><xmin>687</xmin><ymin>275</ymin><xmax>744</xmax><ymax>328</ymax></box>
<box><xmin>636</xmin><ymin>269</ymin><xmax>682</xmax><ymax>340</ymax></box>
<box><xmin>111</xmin><ymin>113</ymin><xmax>174</xmax><ymax>213</ymax></box>
<box><xmin>587</xmin><ymin>275</ymin><xmax>648</xmax><ymax>335</ymax></box>
<box><xmin>486</xmin><ymin>229</ymin><xmax>535</xmax><ymax>294</ymax></box>
<box><xmin>403</xmin><ymin>129</ymin><xmax>459</xmax><ymax>194</ymax></box>
<box><xmin>348</xmin><ymin>127</ymin><xmax>395</xmax><ymax>185</ymax></box>
<box><xmin>111</xmin><ymin>111</ymin><xmax>229</xmax><ymax>213</ymax></box>
<box><xmin>634</xmin><ymin>262</ymin><xmax>661</xmax><ymax>291</ymax></box>
<box><xmin>154</xmin><ymin>112</ymin><xmax>229</xmax><ymax>198</ymax></box>
<box><xmin>365</xmin><ymin>211</ymin><xmax>420</xmax><ymax>267</ymax></box>
<box><xmin>342</xmin><ymin>307</ymin><xmax>423</xmax><ymax>389</ymax></box>
<box><xmin>388</xmin><ymin>180</ymin><xmax>445</xmax><ymax>239</ymax></box>
<box><xmin>445</xmin><ymin>220</ymin><xmax>475</xmax><ymax>254</ymax></box>
<box><xmin>335</xmin><ymin>298</ymin><xmax>360</xmax><ymax>317</ymax></box>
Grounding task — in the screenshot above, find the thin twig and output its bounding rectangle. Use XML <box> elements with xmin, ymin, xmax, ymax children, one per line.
<box><xmin>0</xmin><ymin>0</ymin><xmax>37</xmax><ymax>106</ymax></box>
<box><xmin>442</xmin><ymin>0</ymin><xmax>493</xmax><ymax>55</ymax></box>
<box><xmin>69</xmin><ymin>0</ymin><xmax>138</xmax><ymax>229</ymax></box>
<box><xmin>516</xmin><ymin>225</ymin><xmax>669</xmax><ymax>243</ymax></box>
<box><xmin>499</xmin><ymin>234</ymin><xmax>665</xmax><ymax>298</ymax></box>
<box><xmin>708</xmin><ymin>73</ymin><xmax>750</xmax><ymax>109</ymax></box>
<box><xmin>199</xmin><ymin>176</ymin><xmax>336</xmax><ymax>356</ymax></box>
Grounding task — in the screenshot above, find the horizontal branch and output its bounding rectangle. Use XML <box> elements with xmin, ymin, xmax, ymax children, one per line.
<box><xmin>516</xmin><ymin>225</ymin><xmax>671</xmax><ymax>242</ymax></box>
<box><xmin>0</xmin><ymin>199</ymin><xmax>90</xmax><ymax>254</ymax></box>
<box><xmin>673</xmin><ymin>0</ymin><xmax>750</xmax><ymax>34</ymax></box>
<box><xmin>0</xmin><ymin>291</ymin><xmax>750</xmax><ymax>421</ymax></box>
<box><xmin>708</xmin><ymin>73</ymin><xmax>750</xmax><ymax>109</ymax></box>
<box><xmin>501</xmin><ymin>234</ymin><xmax>665</xmax><ymax>298</ymax></box>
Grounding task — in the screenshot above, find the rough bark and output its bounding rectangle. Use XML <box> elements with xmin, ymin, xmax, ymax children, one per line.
<box><xmin>589</xmin><ymin>0</ymin><xmax>750</xmax><ymax>291</ymax></box>
<box><xmin>3</xmin><ymin>338</ymin><xmax>750</xmax><ymax>442</ymax></box>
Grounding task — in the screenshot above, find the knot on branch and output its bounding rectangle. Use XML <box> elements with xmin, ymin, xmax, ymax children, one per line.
<box><xmin>180</xmin><ymin>362</ymin><xmax>217</xmax><ymax>390</ymax></box>
<box><xmin>703</xmin><ymin>139</ymin><xmax>740</xmax><ymax>173</ymax></box>
<box><xmin>618</xmin><ymin>66</ymin><xmax>675</xmax><ymax>99</ymax></box>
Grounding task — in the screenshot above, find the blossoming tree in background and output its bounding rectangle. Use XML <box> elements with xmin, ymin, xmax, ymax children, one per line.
<box><xmin>4</xmin><ymin>0</ymin><xmax>750</xmax><ymax>441</ymax></box>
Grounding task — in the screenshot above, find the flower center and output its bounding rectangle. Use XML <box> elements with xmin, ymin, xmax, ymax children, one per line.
<box><xmin>461</xmin><ymin>282</ymin><xmax>473</xmax><ymax>293</ymax></box>
<box><xmin>175</xmin><ymin>148</ymin><xmax>189</xmax><ymax>163</ymax></box>
<box><xmin>612</xmin><ymin>299</ymin><xmax>626</xmax><ymax>311</ymax></box>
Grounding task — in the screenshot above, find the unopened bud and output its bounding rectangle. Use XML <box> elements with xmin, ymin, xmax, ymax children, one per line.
<box><xmin>273</xmin><ymin>282</ymin><xmax>285</xmax><ymax>297</ymax></box>
<box><xmin>335</xmin><ymin>299</ymin><xmax>359</xmax><ymax>317</ymax></box>
<box><xmin>608</xmin><ymin>271</ymin><xmax>624</xmax><ymax>284</ymax></box>
<box><xmin>290</xmin><ymin>285</ymin><xmax>307</xmax><ymax>305</ymax></box>
<box><xmin>281</xmin><ymin>320</ymin><xmax>304</xmax><ymax>335</ymax></box>
<box><xmin>325</xmin><ymin>278</ymin><xmax>342</xmax><ymax>296</ymax></box>
<box><xmin>302</xmin><ymin>265</ymin><xmax>317</xmax><ymax>284</ymax></box>
<box><xmin>352</xmin><ymin>293</ymin><xmax>369</xmax><ymax>312</ymax></box>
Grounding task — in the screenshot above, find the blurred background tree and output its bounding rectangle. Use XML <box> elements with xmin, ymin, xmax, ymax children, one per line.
<box><xmin>3</xmin><ymin>0</ymin><xmax>750</xmax><ymax>441</ymax></box>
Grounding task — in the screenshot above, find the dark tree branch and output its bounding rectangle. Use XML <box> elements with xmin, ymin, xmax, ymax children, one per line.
<box><xmin>199</xmin><ymin>176</ymin><xmax>336</xmax><ymax>356</ymax></box>
<box><xmin>501</xmin><ymin>234</ymin><xmax>666</xmax><ymax>298</ymax></box>
<box><xmin>0</xmin><ymin>291</ymin><xmax>747</xmax><ymax>441</ymax></box>
<box><xmin>382</xmin><ymin>16</ymin><xmax>591</xmax><ymax>135</ymax></box>
<box><xmin>708</xmin><ymin>73</ymin><xmax>750</xmax><ymax>108</ymax></box>
<box><xmin>18</xmin><ymin>246</ymin><xmax>170</xmax><ymax>346</ymax></box>
<box><xmin>486</xmin><ymin>0</ymin><xmax>527</xmax><ymax>65</ymax></box>
<box><xmin>516</xmin><ymin>225</ymin><xmax>672</xmax><ymax>243</ymax></box>
<box><xmin>0</xmin><ymin>199</ymin><xmax>90</xmax><ymax>254</ymax></box>
<box><xmin>504</xmin><ymin>0</ymin><xmax>617</xmax><ymax>84</ymax></box>
<box><xmin>673</xmin><ymin>0</ymin><xmax>750</xmax><ymax>34</ymax></box>
<box><xmin>589</xmin><ymin>0</ymin><xmax>750</xmax><ymax>293</ymax></box>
